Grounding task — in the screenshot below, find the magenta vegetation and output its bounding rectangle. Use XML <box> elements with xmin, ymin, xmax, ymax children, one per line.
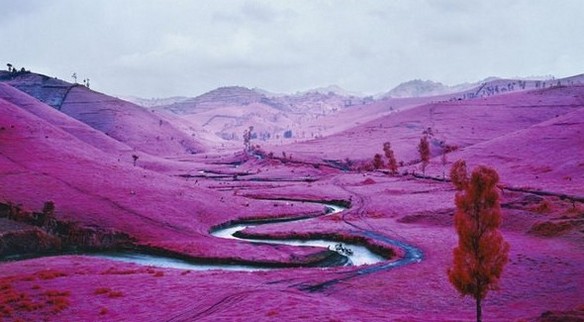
<box><xmin>0</xmin><ymin>70</ymin><xmax>583</xmax><ymax>321</ymax></box>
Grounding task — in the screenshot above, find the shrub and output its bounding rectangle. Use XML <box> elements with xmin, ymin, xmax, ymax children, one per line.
<box><xmin>94</xmin><ymin>288</ymin><xmax>110</xmax><ymax>295</ymax></box>
<box><xmin>107</xmin><ymin>291</ymin><xmax>124</xmax><ymax>299</ymax></box>
<box><xmin>36</xmin><ymin>270</ymin><xmax>66</xmax><ymax>280</ymax></box>
<box><xmin>530</xmin><ymin>199</ymin><xmax>553</xmax><ymax>213</ymax></box>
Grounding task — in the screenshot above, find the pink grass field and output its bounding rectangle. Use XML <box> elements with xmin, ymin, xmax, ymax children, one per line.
<box><xmin>1</xmin><ymin>72</ymin><xmax>583</xmax><ymax>321</ymax></box>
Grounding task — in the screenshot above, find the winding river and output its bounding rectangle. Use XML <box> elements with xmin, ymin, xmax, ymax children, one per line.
<box><xmin>96</xmin><ymin>203</ymin><xmax>389</xmax><ymax>270</ymax></box>
<box><xmin>209</xmin><ymin>204</ymin><xmax>385</xmax><ymax>266</ymax></box>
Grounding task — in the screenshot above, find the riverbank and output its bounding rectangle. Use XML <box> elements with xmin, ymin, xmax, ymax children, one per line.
<box><xmin>1</xmin><ymin>171</ymin><xmax>582</xmax><ymax>321</ymax></box>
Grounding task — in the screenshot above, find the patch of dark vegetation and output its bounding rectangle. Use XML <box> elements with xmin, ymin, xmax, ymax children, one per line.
<box><xmin>501</xmin><ymin>186</ymin><xmax>584</xmax><ymax>204</ymax></box>
<box><xmin>410</xmin><ymin>172</ymin><xmax>584</xmax><ymax>205</ymax></box>
<box><xmin>528</xmin><ymin>219</ymin><xmax>584</xmax><ymax>237</ymax></box>
<box><xmin>501</xmin><ymin>194</ymin><xmax>544</xmax><ymax>210</ymax></box>
<box><xmin>0</xmin><ymin>202</ymin><xmax>135</xmax><ymax>259</ymax></box>
<box><xmin>323</xmin><ymin>159</ymin><xmax>353</xmax><ymax>171</ymax></box>
<box><xmin>0</xmin><ymin>218</ymin><xmax>61</xmax><ymax>258</ymax></box>
<box><xmin>536</xmin><ymin>307</ymin><xmax>584</xmax><ymax>322</ymax></box>
<box><xmin>133</xmin><ymin>245</ymin><xmax>348</xmax><ymax>268</ymax></box>
<box><xmin>361</xmin><ymin>178</ymin><xmax>376</xmax><ymax>185</ymax></box>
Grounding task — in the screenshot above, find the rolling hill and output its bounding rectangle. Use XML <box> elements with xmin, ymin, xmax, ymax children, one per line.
<box><xmin>1</xmin><ymin>72</ymin><xmax>206</xmax><ymax>157</ymax></box>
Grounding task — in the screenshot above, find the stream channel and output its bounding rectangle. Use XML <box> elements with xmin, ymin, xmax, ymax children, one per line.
<box><xmin>95</xmin><ymin>203</ymin><xmax>388</xmax><ymax>271</ymax></box>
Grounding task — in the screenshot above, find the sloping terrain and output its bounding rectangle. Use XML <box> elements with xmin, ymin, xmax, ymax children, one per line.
<box><xmin>0</xmin><ymin>71</ymin><xmax>582</xmax><ymax>321</ymax></box>
<box><xmin>1</xmin><ymin>72</ymin><xmax>206</xmax><ymax>157</ymax></box>
<box><xmin>380</xmin><ymin>74</ymin><xmax>584</xmax><ymax>100</ymax></box>
<box><xmin>0</xmin><ymin>83</ymin><xmax>133</xmax><ymax>157</ymax></box>
<box><xmin>438</xmin><ymin>91</ymin><xmax>584</xmax><ymax>195</ymax></box>
<box><xmin>268</xmin><ymin>85</ymin><xmax>584</xmax><ymax>170</ymax></box>
<box><xmin>161</xmin><ymin>86</ymin><xmax>375</xmax><ymax>146</ymax></box>
<box><xmin>131</xmin><ymin>74</ymin><xmax>584</xmax><ymax>151</ymax></box>
<box><xmin>0</xmin><ymin>96</ymin><xmax>341</xmax><ymax>265</ymax></box>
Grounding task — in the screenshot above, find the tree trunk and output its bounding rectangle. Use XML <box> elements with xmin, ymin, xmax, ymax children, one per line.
<box><xmin>476</xmin><ymin>296</ymin><xmax>482</xmax><ymax>322</ymax></box>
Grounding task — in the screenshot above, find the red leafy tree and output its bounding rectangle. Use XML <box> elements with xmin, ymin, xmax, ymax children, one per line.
<box><xmin>383</xmin><ymin>141</ymin><xmax>398</xmax><ymax>175</ymax></box>
<box><xmin>417</xmin><ymin>135</ymin><xmax>430</xmax><ymax>174</ymax></box>
<box><xmin>448</xmin><ymin>161</ymin><xmax>510</xmax><ymax>322</ymax></box>
<box><xmin>372</xmin><ymin>153</ymin><xmax>384</xmax><ymax>170</ymax></box>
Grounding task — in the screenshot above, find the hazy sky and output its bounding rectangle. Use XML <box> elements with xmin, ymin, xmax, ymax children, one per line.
<box><xmin>2</xmin><ymin>0</ymin><xmax>583</xmax><ymax>98</ymax></box>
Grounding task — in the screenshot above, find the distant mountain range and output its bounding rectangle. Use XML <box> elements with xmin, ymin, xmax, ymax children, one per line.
<box><xmin>160</xmin><ymin>85</ymin><xmax>373</xmax><ymax>115</ymax></box>
<box><xmin>123</xmin><ymin>74</ymin><xmax>584</xmax><ymax>109</ymax></box>
<box><xmin>3</xmin><ymin>69</ymin><xmax>583</xmax><ymax>148</ymax></box>
<box><xmin>119</xmin><ymin>96</ymin><xmax>190</xmax><ymax>108</ymax></box>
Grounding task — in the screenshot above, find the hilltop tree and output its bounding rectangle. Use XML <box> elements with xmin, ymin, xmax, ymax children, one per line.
<box><xmin>448</xmin><ymin>161</ymin><xmax>510</xmax><ymax>322</ymax></box>
<box><xmin>383</xmin><ymin>141</ymin><xmax>398</xmax><ymax>175</ymax></box>
<box><xmin>6</xmin><ymin>63</ymin><xmax>13</xmax><ymax>72</ymax></box>
<box><xmin>417</xmin><ymin>135</ymin><xmax>430</xmax><ymax>174</ymax></box>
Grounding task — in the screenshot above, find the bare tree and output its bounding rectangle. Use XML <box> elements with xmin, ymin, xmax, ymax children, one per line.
<box><xmin>243</xmin><ymin>126</ymin><xmax>254</xmax><ymax>153</ymax></box>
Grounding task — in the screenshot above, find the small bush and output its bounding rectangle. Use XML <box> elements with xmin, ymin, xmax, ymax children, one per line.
<box><xmin>366</xmin><ymin>211</ymin><xmax>385</xmax><ymax>218</ymax></box>
<box><xmin>530</xmin><ymin>199</ymin><xmax>553</xmax><ymax>213</ymax></box>
<box><xmin>43</xmin><ymin>290</ymin><xmax>70</xmax><ymax>297</ymax></box>
<box><xmin>362</xmin><ymin>178</ymin><xmax>376</xmax><ymax>185</ymax></box>
<box><xmin>529</xmin><ymin>221</ymin><xmax>575</xmax><ymax>237</ymax></box>
<box><xmin>36</xmin><ymin>270</ymin><xmax>66</xmax><ymax>280</ymax></box>
<box><xmin>44</xmin><ymin>290</ymin><xmax>71</xmax><ymax>313</ymax></box>
<box><xmin>94</xmin><ymin>287</ymin><xmax>124</xmax><ymax>298</ymax></box>
<box><xmin>101</xmin><ymin>268</ymin><xmax>139</xmax><ymax>275</ymax></box>
<box><xmin>47</xmin><ymin>297</ymin><xmax>69</xmax><ymax>313</ymax></box>
<box><xmin>94</xmin><ymin>288</ymin><xmax>110</xmax><ymax>295</ymax></box>
<box><xmin>0</xmin><ymin>281</ymin><xmax>70</xmax><ymax>317</ymax></box>
<box><xmin>107</xmin><ymin>291</ymin><xmax>124</xmax><ymax>299</ymax></box>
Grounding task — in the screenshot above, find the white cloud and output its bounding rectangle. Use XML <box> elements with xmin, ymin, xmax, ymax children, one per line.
<box><xmin>1</xmin><ymin>0</ymin><xmax>583</xmax><ymax>97</ymax></box>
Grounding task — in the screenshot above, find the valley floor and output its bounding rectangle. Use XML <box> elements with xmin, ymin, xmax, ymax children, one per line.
<box><xmin>1</xmin><ymin>76</ymin><xmax>583</xmax><ymax>321</ymax></box>
<box><xmin>2</xmin><ymin>163</ymin><xmax>583</xmax><ymax>321</ymax></box>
